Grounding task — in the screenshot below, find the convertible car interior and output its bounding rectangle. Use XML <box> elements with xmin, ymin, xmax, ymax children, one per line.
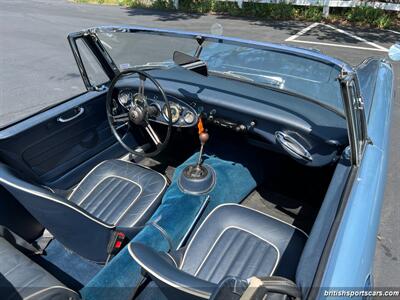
<box><xmin>0</xmin><ymin>26</ymin><xmax>360</xmax><ymax>300</ymax></box>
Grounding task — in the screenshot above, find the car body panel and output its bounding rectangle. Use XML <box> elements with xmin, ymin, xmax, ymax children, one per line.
<box><xmin>318</xmin><ymin>60</ymin><xmax>393</xmax><ymax>297</ymax></box>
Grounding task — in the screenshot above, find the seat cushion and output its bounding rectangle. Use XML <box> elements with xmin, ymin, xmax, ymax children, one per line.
<box><xmin>69</xmin><ymin>160</ymin><xmax>167</xmax><ymax>228</ymax></box>
<box><xmin>180</xmin><ymin>204</ymin><xmax>308</xmax><ymax>283</ymax></box>
<box><xmin>0</xmin><ymin>237</ymin><xmax>79</xmax><ymax>300</ymax></box>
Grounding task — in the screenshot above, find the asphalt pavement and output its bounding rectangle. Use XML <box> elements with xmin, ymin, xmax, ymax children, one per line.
<box><xmin>0</xmin><ymin>0</ymin><xmax>399</xmax><ymax>289</ymax></box>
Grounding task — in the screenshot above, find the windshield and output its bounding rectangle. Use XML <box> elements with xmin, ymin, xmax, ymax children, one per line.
<box><xmin>96</xmin><ymin>30</ymin><xmax>343</xmax><ymax>111</ymax></box>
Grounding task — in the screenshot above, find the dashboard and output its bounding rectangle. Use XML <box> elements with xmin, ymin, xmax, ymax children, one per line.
<box><xmin>114</xmin><ymin>67</ymin><xmax>349</xmax><ymax>167</ymax></box>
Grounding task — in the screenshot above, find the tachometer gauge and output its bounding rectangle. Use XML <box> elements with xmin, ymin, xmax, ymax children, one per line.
<box><xmin>162</xmin><ymin>103</ymin><xmax>181</xmax><ymax>123</ymax></box>
<box><xmin>183</xmin><ymin>111</ymin><xmax>195</xmax><ymax>124</ymax></box>
<box><xmin>118</xmin><ymin>90</ymin><xmax>134</xmax><ymax>107</ymax></box>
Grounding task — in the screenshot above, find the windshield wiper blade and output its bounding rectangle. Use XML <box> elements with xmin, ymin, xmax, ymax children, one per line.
<box><xmin>119</xmin><ymin>61</ymin><xmax>174</xmax><ymax>71</ymax></box>
<box><xmin>210</xmin><ymin>70</ymin><xmax>285</xmax><ymax>89</ymax></box>
<box><xmin>210</xmin><ymin>70</ymin><xmax>255</xmax><ymax>83</ymax></box>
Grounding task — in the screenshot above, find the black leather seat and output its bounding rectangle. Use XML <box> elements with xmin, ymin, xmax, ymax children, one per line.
<box><xmin>0</xmin><ymin>237</ymin><xmax>79</xmax><ymax>300</ymax></box>
<box><xmin>0</xmin><ymin>159</ymin><xmax>167</xmax><ymax>262</ymax></box>
<box><xmin>129</xmin><ymin>204</ymin><xmax>308</xmax><ymax>299</ymax></box>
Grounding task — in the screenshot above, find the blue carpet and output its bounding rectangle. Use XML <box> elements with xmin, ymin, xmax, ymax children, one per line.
<box><xmin>34</xmin><ymin>240</ymin><xmax>103</xmax><ymax>290</ymax></box>
<box><xmin>81</xmin><ymin>153</ymin><xmax>256</xmax><ymax>300</ymax></box>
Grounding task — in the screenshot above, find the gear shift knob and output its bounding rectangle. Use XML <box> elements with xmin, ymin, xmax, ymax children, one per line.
<box><xmin>199</xmin><ymin>132</ymin><xmax>209</xmax><ymax>145</ymax></box>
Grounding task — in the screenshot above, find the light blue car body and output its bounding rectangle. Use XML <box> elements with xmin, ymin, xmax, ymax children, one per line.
<box><xmin>321</xmin><ymin>60</ymin><xmax>393</xmax><ymax>297</ymax></box>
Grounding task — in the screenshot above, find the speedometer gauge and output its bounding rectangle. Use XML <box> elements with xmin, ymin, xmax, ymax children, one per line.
<box><xmin>118</xmin><ymin>90</ymin><xmax>134</xmax><ymax>106</ymax></box>
<box><xmin>162</xmin><ymin>103</ymin><xmax>181</xmax><ymax>123</ymax></box>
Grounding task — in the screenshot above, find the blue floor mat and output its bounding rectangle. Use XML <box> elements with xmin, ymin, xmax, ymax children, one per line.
<box><xmin>34</xmin><ymin>240</ymin><xmax>103</xmax><ymax>290</ymax></box>
<box><xmin>81</xmin><ymin>153</ymin><xmax>256</xmax><ymax>300</ymax></box>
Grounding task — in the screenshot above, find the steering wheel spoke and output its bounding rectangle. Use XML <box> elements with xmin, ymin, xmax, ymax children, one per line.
<box><xmin>138</xmin><ymin>75</ymin><xmax>146</xmax><ymax>96</ymax></box>
<box><xmin>112</xmin><ymin>112</ymin><xmax>129</xmax><ymax>123</ymax></box>
<box><xmin>144</xmin><ymin>122</ymin><xmax>161</xmax><ymax>145</ymax></box>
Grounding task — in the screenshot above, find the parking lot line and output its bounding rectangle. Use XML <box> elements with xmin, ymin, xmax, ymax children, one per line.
<box><xmin>289</xmin><ymin>40</ymin><xmax>388</xmax><ymax>52</ymax></box>
<box><xmin>323</xmin><ymin>24</ymin><xmax>388</xmax><ymax>51</ymax></box>
<box><xmin>387</xmin><ymin>29</ymin><xmax>400</xmax><ymax>35</ymax></box>
<box><xmin>285</xmin><ymin>22</ymin><xmax>319</xmax><ymax>41</ymax></box>
<box><xmin>285</xmin><ymin>23</ymin><xmax>388</xmax><ymax>52</ymax></box>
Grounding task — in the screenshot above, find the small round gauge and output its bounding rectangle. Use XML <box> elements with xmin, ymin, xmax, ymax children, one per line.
<box><xmin>162</xmin><ymin>103</ymin><xmax>181</xmax><ymax>123</ymax></box>
<box><xmin>118</xmin><ymin>90</ymin><xmax>134</xmax><ymax>106</ymax></box>
<box><xmin>183</xmin><ymin>111</ymin><xmax>195</xmax><ymax>124</ymax></box>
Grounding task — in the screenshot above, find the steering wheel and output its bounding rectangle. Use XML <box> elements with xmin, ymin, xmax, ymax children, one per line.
<box><xmin>106</xmin><ymin>69</ymin><xmax>172</xmax><ymax>157</ymax></box>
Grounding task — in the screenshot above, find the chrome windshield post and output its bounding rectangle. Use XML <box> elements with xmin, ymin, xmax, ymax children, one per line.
<box><xmin>339</xmin><ymin>68</ymin><xmax>368</xmax><ymax>166</ymax></box>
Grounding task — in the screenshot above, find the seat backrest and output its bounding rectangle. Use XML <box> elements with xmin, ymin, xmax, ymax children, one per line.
<box><xmin>0</xmin><ymin>163</ymin><xmax>114</xmax><ymax>262</ymax></box>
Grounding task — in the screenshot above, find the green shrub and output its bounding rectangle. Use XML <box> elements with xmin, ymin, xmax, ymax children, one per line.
<box><xmin>343</xmin><ymin>6</ymin><xmax>395</xmax><ymax>28</ymax></box>
<box><xmin>152</xmin><ymin>0</ymin><xmax>174</xmax><ymax>9</ymax></box>
<box><xmin>179</xmin><ymin>0</ymin><xmax>213</xmax><ymax>12</ymax></box>
<box><xmin>213</xmin><ymin>1</ymin><xmax>241</xmax><ymax>15</ymax></box>
<box><xmin>269</xmin><ymin>3</ymin><xmax>295</xmax><ymax>20</ymax></box>
<box><xmin>376</xmin><ymin>14</ymin><xmax>393</xmax><ymax>29</ymax></box>
<box><xmin>303</xmin><ymin>6</ymin><xmax>322</xmax><ymax>21</ymax></box>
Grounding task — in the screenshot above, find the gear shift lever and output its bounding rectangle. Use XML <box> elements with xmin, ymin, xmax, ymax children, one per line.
<box><xmin>195</xmin><ymin>132</ymin><xmax>209</xmax><ymax>170</ymax></box>
<box><xmin>178</xmin><ymin>127</ymin><xmax>215</xmax><ymax>194</ymax></box>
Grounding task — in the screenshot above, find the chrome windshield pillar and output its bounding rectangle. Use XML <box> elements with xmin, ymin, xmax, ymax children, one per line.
<box><xmin>339</xmin><ymin>68</ymin><xmax>368</xmax><ymax>166</ymax></box>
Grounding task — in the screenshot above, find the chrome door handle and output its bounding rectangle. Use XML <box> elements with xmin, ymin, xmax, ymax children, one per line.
<box><xmin>57</xmin><ymin>107</ymin><xmax>84</xmax><ymax>123</ymax></box>
<box><xmin>275</xmin><ymin>131</ymin><xmax>313</xmax><ymax>162</ymax></box>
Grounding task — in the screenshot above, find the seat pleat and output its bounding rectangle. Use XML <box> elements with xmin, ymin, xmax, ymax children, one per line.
<box><xmin>237</xmin><ymin>239</ymin><xmax>270</xmax><ymax>279</ymax></box>
<box><xmin>78</xmin><ymin>177</ymin><xmax>114</xmax><ymax>207</ymax></box>
<box><xmin>99</xmin><ymin>182</ymin><xmax>141</xmax><ymax>223</ymax></box>
<box><xmin>223</xmin><ymin>234</ymin><xmax>256</xmax><ymax>278</ymax></box>
<box><xmin>204</xmin><ymin>231</ymin><xmax>250</xmax><ymax>283</ymax></box>
<box><xmin>100</xmin><ymin>186</ymin><xmax>132</xmax><ymax>220</ymax></box>
<box><xmin>196</xmin><ymin>229</ymin><xmax>242</xmax><ymax>282</ymax></box>
<box><xmin>196</xmin><ymin>228</ymin><xmax>279</xmax><ymax>284</ymax></box>
<box><xmin>93</xmin><ymin>180</ymin><xmax>128</xmax><ymax>217</ymax></box>
<box><xmin>81</xmin><ymin>178</ymin><xmax>119</xmax><ymax>211</ymax></box>
<box><xmin>89</xmin><ymin>179</ymin><xmax>124</xmax><ymax>214</ymax></box>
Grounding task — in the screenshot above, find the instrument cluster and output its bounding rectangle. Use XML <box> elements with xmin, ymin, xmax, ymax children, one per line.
<box><xmin>117</xmin><ymin>89</ymin><xmax>198</xmax><ymax>127</ymax></box>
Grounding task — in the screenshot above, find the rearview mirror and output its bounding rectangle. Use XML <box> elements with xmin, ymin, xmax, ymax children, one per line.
<box><xmin>173</xmin><ymin>51</ymin><xmax>208</xmax><ymax>76</ymax></box>
<box><xmin>388</xmin><ymin>43</ymin><xmax>400</xmax><ymax>61</ymax></box>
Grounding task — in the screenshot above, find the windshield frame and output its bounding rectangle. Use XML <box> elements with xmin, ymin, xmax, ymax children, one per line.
<box><xmin>68</xmin><ymin>25</ymin><xmax>354</xmax><ymax>118</ymax></box>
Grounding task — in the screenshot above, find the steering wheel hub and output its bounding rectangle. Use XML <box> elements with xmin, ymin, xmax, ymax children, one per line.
<box><xmin>129</xmin><ymin>105</ymin><xmax>145</xmax><ymax>125</ymax></box>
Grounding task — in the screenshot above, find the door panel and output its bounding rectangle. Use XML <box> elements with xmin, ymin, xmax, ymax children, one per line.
<box><xmin>0</xmin><ymin>90</ymin><xmax>132</xmax><ymax>189</ymax></box>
